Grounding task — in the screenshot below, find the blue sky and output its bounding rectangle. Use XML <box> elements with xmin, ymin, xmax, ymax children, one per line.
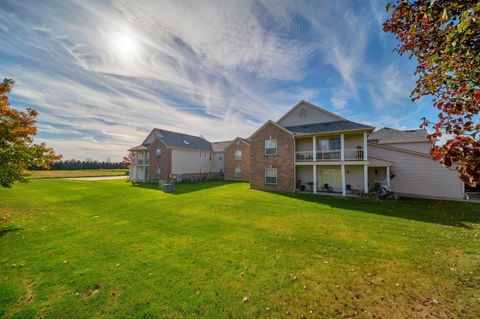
<box><xmin>0</xmin><ymin>0</ymin><xmax>436</xmax><ymax>160</ymax></box>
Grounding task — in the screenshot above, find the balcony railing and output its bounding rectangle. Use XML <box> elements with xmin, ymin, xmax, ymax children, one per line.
<box><xmin>136</xmin><ymin>159</ymin><xmax>149</xmax><ymax>165</ymax></box>
<box><xmin>296</xmin><ymin>149</ymin><xmax>365</xmax><ymax>162</ymax></box>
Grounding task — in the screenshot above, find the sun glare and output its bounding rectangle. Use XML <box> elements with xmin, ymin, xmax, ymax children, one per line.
<box><xmin>110</xmin><ymin>30</ymin><xmax>140</xmax><ymax>63</ymax></box>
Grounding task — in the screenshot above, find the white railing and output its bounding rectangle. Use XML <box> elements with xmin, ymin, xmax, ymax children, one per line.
<box><xmin>296</xmin><ymin>149</ymin><xmax>365</xmax><ymax>162</ymax></box>
<box><xmin>344</xmin><ymin>149</ymin><xmax>364</xmax><ymax>160</ymax></box>
<box><xmin>316</xmin><ymin>150</ymin><xmax>341</xmax><ymax>161</ymax></box>
<box><xmin>296</xmin><ymin>151</ymin><xmax>313</xmax><ymax>161</ymax></box>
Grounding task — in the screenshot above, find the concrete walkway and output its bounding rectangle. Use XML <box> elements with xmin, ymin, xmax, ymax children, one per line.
<box><xmin>69</xmin><ymin>176</ymin><xmax>128</xmax><ymax>181</ymax></box>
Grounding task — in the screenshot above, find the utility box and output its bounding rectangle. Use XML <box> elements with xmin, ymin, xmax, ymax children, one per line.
<box><xmin>162</xmin><ymin>183</ymin><xmax>175</xmax><ymax>193</ymax></box>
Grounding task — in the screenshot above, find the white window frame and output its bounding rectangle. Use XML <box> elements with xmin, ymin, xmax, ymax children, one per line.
<box><xmin>265</xmin><ymin>167</ymin><xmax>277</xmax><ymax>185</ymax></box>
<box><xmin>235</xmin><ymin>166</ymin><xmax>242</xmax><ymax>177</ymax></box>
<box><xmin>156</xmin><ymin>148</ymin><xmax>161</xmax><ymax>160</ymax></box>
<box><xmin>235</xmin><ymin>150</ymin><xmax>242</xmax><ymax>160</ymax></box>
<box><xmin>265</xmin><ymin>138</ymin><xmax>277</xmax><ymax>156</ymax></box>
<box><xmin>156</xmin><ymin>166</ymin><xmax>161</xmax><ymax>179</ymax></box>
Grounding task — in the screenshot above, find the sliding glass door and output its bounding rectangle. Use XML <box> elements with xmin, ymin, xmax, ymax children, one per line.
<box><xmin>317</xmin><ymin>167</ymin><xmax>342</xmax><ymax>192</ymax></box>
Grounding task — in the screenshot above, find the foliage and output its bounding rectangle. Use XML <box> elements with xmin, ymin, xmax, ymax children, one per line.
<box><xmin>120</xmin><ymin>152</ymin><xmax>133</xmax><ymax>169</ymax></box>
<box><xmin>0</xmin><ymin>180</ymin><xmax>479</xmax><ymax>318</ymax></box>
<box><xmin>0</xmin><ymin>78</ymin><xmax>61</xmax><ymax>187</ymax></box>
<box><xmin>30</xmin><ymin>159</ymin><xmax>123</xmax><ymax>170</ymax></box>
<box><xmin>383</xmin><ymin>0</ymin><xmax>480</xmax><ymax>185</ymax></box>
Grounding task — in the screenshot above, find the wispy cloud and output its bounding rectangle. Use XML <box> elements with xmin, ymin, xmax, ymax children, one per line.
<box><xmin>1</xmin><ymin>0</ymin><xmax>423</xmax><ymax>160</ymax></box>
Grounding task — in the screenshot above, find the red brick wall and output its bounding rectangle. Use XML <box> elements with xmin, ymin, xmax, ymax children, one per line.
<box><xmin>224</xmin><ymin>139</ymin><xmax>250</xmax><ymax>181</ymax></box>
<box><xmin>250</xmin><ymin>122</ymin><xmax>295</xmax><ymax>192</ymax></box>
<box><xmin>147</xmin><ymin>139</ymin><xmax>172</xmax><ymax>182</ymax></box>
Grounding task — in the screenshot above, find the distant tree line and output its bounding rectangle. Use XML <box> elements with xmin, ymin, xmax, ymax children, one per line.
<box><xmin>29</xmin><ymin>159</ymin><xmax>123</xmax><ymax>170</ymax></box>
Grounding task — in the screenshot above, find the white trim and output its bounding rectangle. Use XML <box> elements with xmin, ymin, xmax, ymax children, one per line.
<box><xmin>363</xmin><ymin>164</ymin><xmax>368</xmax><ymax>194</ymax></box>
<box><xmin>386</xmin><ymin>166</ymin><xmax>391</xmax><ymax>188</ymax></box>
<box><xmin>340</xmin><ymin>134</ymin><xmax>345</xmax><ymax>161</ymax></box>
<box><xmin>363</xmin><ymin>132</ymin><xmax>368</xmax><ymax>161</ymax></box>
<box><xmin>312</xmin><ymin>136</ymin><xmax>317</xmax><ymax>162</ymax></box>
<box><xmin>313</xmin><ymin>164</ymin><xmax>317</xmax><ymax>193</ymax></box>
<box><xmin>291</xmin><ymin>127</ymin><xmax>375</xmax><ymax>137</ymax></box>
<box><xmin>341</xmin><ymin>165</ymin><xmax>346</xmax><ymax>196</ymax></box>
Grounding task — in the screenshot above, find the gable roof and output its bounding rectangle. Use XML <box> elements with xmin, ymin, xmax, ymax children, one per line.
<box><xmin>285</xmin><ymin>120</ymin><xmax>374</xmax><ymax>135</ymax></box>
<box><xmin>276</xmin><ymin>100</ymin><xmax>345</xmax><ymax>125</ymax></box>
<box><xmin>211</xmin><ymin>140</ymin><xmax>232</xmax><ymax>152</ymax></box>
<box><xmin>368</xmin><ymin>127</ymin><xmax>428</xmax><ymax>144</ymax></box>
<box><xmin>143</xmin><ymin>128</ymin><xmax>212</xmax><ymax>151</ymax></box>
<box><xmin>248</xmin><ymin>120</ymin><xmax>294</xmax><ymax>139</ymax></box>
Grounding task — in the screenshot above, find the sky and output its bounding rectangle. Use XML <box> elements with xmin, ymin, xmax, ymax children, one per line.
<box><xmin>0</xmin><ymin>0</ymin><xmax>437</xmax><ymax>161</ymax></box>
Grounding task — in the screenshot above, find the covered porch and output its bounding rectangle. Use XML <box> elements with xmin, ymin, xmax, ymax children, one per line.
<box><xmin>295</xmin><ymin>159</ymin><xmax>392</xmax><ymax>196</ymax></box>
<box><xmin>128</xmin><ymin>145</ymin><xmax>150</xmax><ymax>182</ymax></box>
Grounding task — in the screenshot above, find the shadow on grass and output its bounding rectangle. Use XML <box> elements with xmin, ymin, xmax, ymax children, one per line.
<box><xmin>262</xmin><ymin>190</ymin><xmax>480</xmax><ymax>229</ymax></box>
<box><xmin>129</xmin><ymin>180</ymin><xmax>236</xmax><ymax>195</ymax></box>
<box><xmin>0</xmin><ymin>227</ymin><xmax>21</xmax><ymax>237</ymax></box>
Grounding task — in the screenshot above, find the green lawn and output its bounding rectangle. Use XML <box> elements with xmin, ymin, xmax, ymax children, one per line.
<box><xmin>27</xmin><ymin>169</ymin><xmax>128</xmax><ymax>179</ymax></box>
<box><xmin>0</xmin><ymin>180</ymin><xmax>479</xmax><ymax>318</ymax></box>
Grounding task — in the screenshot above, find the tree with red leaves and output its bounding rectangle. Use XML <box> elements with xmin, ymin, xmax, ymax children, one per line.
<box><xmin>0</xmin><ymin>78</ymin><xmax>61</xmax><ymax>187</ymax></box>
<box><xmin>383</xmin><ymin>1</ymin><xmax>479</xmax><ymax>186</ymax></box>
<box><xmin>120</xmin><ymin>152</ymin><xmax>133</xmax><ymax>169</ymax></box>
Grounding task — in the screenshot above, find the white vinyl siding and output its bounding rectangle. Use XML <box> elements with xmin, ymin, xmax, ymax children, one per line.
<box><xmin>172</xmin><ymin>149</ymin><xmax>212</xmax><ymax>176</ymax></box>
<box><xmin>265</xmin><ymin>167</ymin><xmax>277</xmax><ymax>185</ymax></box>
<box><xmin>265</xmin><ymin>139</ymin><xmax>277</xmax><ymax>155</ymax></box>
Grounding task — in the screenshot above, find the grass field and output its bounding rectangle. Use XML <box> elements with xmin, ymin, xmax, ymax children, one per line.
<box><xmin>0</xmin><ymin>180</ymin><xmax>479</xmax><ymax>318</ymax></box>
<box><xmin>26</xmin><ymin>169</ymin><xmax>128</xmax><ymax>179</ymax></box>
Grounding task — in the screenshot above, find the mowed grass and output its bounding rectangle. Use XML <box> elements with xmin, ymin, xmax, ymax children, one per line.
<box><xmin>0</xmin><ymin>180</ymin><xmax>479</xmax><ymax>319</ymax></box>
<box><xmin>27</xmin><ymin>169</ymin><xmax>128</xmax><ymax>179</ymax></box>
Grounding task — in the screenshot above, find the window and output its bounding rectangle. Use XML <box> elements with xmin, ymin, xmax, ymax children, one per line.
<box><xmin>235</xmin><ymin>166</ymin><xmax>242</xmax><ymax>177</ymax></box>
<box><xmin>317</xmin><ymin>138</ymin><xmax>341</xmax><ymax>151</ymax></box>
<box><xmin>156</xmin><ymin>148</ymin><xmax>161</xmax><ymax>160</ymax></box>
<box><xmin>265</xmin><ymin>138</ymin><xmax>277</xmax><ymax>155</ymax></box>
<box><xmin>219</xmin><ymin>154</ymin><xmax>223</xmax><ymax>160</ymax></box>
<box><xmin>156</xmin><ymin>166</ymin><xmax>161</xmax><ymax>179</ymax></box>
<box><xmin>209</xmin><ymin>152</ymin><xmax>211</xmax><ymax>160</ymax></box>
<box><xmin>265</xmin><ymin>167</ymin><xmax>277</xmax><ymax>185</ymax></box>
<box><xmin>235</xmin><ymin>150</ymin><xmax>242</xmax><ymax>160</ymax></box>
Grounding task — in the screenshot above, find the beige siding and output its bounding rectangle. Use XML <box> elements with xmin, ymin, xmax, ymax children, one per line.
<box><xmin>296</xmin><ymin>138</ymin><xmax>312</xmax><ymax>151</ymax></box>
<box><xmin>344</xmin><ymin>134</ymin><xmax>364</xmax><ymax>149</ymax></box>
<box><xmin>345</xmin><ymin>165</ymin><xmax>365</xmax><ymax>192</ymax></box>
<box><xmin>278</xmin><ymin>103</ymin><xmax>342</xmax><ymax>127</ymax></box>
<box><xmin>369</xmin><ymin>145</ymin><xmax>464</xmax><ymax>199</ymax></box>
<box><xmin>385</xmin><ymin>142</ymin><xmax>432</xmax><ymax>154</ymax></box>
<box><xmin>171</xmin><ymin>149</ymin><xmax>212</xmax><ymax>176</ymax></box>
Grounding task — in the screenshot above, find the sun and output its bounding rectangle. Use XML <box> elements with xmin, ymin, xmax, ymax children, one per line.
<box><xmin>109</xmin><ymin>31</ymin><xmax>140</xmax><ymax>63</ymax></box>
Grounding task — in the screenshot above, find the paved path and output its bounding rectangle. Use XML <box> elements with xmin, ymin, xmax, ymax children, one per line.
<box><xmin>69</xmin><ymin>176</ymin><xmax>128</xmax><ymax>181</ymax></box>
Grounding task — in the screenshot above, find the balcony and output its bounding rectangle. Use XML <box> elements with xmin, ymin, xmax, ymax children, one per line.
<box><xmin>296</xmin><ymin>149</ymin><xmax>364</xmax><ymax>162</ymax></box>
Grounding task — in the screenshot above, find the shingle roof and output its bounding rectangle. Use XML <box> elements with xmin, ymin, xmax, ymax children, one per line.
<box><xmin>285</xmin><ymin>120</ymin><xmax>374</xmax><ymax>134</ymax></box>
<box><xmin>147</xmin><ymin>128</ymin><xmax>213</xmax><ymax>151</ymax></box>
<box><xmin>368</xmin><ymin>127</ymin><xmax>428</xmax><ymax>144</ymax></box>
<box><xmin>211</xmin><ymin>140</ymin><xmax>232</xmax><ymax>152</ymax></box>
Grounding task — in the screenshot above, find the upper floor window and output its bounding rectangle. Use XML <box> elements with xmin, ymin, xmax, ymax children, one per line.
<box><xmin>265</xmin><ymin>167</ymin><xmax>277</xmax><ymax>185</ymax></box>
<box><xmin>156</xmin><ymin>148</ymin><xmax>161</xmax><ymax>160</ymax></box>
<box><xmin>235</xmin><ymin>150</ymin><xmax>242</xmax><ymax>160</ymax></box>
<box><xmin>235</xmin><ymin>166</ymin><xmax>242</xmax><ymax>177</ymax></box>
<box><xmin>317</xmin><ymin>138</ymin><xmax>341</xmax><ymax>151</ymax></box>
<box><xmin>265</xmin><ymin>138</ymin><xmax>277</xmax><ymax>155</ymax></box>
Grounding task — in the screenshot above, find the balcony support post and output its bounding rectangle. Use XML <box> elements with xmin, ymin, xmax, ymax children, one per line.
<box><xmin>313</xmin><ymin>136</ymin><xmax>317</xmax><ymax>162</ymax></box>
<box><xmin>386</xmin><ymin>166</ymin><xmax>391</xmax><ymax>188</ymax></box>
<box><xmin>340</xmin><ymin>134</ymin><xmax>345</xmax><ymax>161</ymax></box>
<box><xmin>363</xmin><ymin>132</ymin><xmax>368</xmax><ymax>161</ymax></box>
<box><xmin>313</xmin><ymin>164</ymin><xmax>317</xmax><ymax>193</ymax></box>
<box><xmin>341</xmin><ymin>164</ymin><xmax>346</xmax><ymax>196</ymax></box>
<box><xmin>363</xmin><ymin>164</ymin><xmax>368</xmax><ymax>194</ymax></box>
